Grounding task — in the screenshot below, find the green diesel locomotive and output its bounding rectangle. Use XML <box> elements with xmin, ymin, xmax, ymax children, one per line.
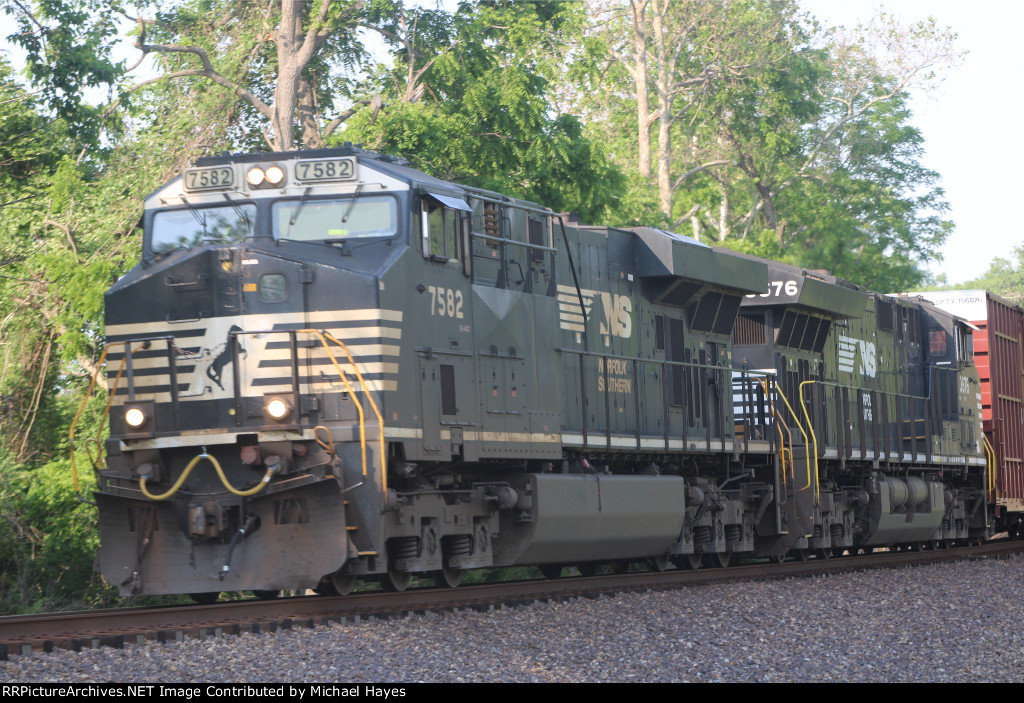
<box><xmin>87</xmin><ymin>146</ymin><xmax>1004</xmax><ymax>600</ymax></box>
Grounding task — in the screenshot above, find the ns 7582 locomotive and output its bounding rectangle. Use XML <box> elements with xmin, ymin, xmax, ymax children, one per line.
<box><xmin>86</xmin><ymin>145</ymin><xmax>1018</xmax><ymax>600</ymax></box>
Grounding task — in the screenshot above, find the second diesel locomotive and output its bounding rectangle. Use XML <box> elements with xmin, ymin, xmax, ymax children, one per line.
<box><xmin>88</xmin><ymin>145</ymin><xmax>1009</xmax><ymax>599</ymax></box>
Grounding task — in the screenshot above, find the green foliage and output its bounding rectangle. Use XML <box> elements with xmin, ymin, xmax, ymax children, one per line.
<box><xmin>0</xmin><ymin>43</ymin><xmax>242</xmax><ymax>612</ymax></box>
<box><xmin>2</xmin><ymin>0</ymin><xmax>125</xmax><ymax>146</ymax></box>
<box><xmin>343</xmin><ymin>1</ymin><xmax>625</xmax><ymax>223</ymax></box>
<box><xmin>571</xmin><ymin>0</ymin><xmax>957</xmax><ymax>290</ymax></box>
<box><xmin>0</xmin><ymin>456</ymin><xmax>118</xmax><ymax>613</ymax></box>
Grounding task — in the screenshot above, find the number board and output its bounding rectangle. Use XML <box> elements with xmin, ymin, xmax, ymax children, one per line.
<box><xmin>183</xmin><ymin>166</ymin><xmax>235</xmax><ymax>192</ymax></box>
<box><xmin>295</xmin><ymin>157</ymin><xmax>357</xmax><ymax>183</ymax></box>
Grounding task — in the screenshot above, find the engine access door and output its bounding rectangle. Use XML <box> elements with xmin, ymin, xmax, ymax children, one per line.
<box><xmin>231</xmin><ymin>248</ymin><xmax>312</xmax><ymax>422</ymax></box>
<box><xmin>413</xmin><ymin>192</ymin><xmax>478</xmax><ymax>461</ymax></box>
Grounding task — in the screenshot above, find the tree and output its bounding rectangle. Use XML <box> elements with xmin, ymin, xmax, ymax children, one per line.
<box><xmin>572</xmin><ymin>2</ymin><xmax>960</xmax><ymax>289</ymax></box>
<box><xmin>1</xmin><ymin>0</ymin><xmax>124</xmax><ymax>146</ymax></box>
<box><xmin>588</xmin><ymin>0</ymin><xmax>796</xmax><ymax>218</ymax></box>
<box><xmin>343</xmin><ymin>1</ymin><xmax>625</xmax><ymax>223</ymax></box>
<box><xmin>943</xmin><ymin>246</ymin><xmax>1024</xmax><ymax>303</ymax></box>
<box><xmin>704</xmin><ymin>11</ymin><xmax>959</xmax><ymax>291</ymax></box>
<box><xmin>3</xmin><ymin>0</ymin><xmax>400</xmax><ymax>151</ymax></box>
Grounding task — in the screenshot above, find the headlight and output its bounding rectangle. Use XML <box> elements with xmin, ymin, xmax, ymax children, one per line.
<box><xmin>246</xmin><ymin>163</ymin><xmax>287</xmax><ymax>189</ymax></box>
<box><xmin>246</xmin><ymin>166</ymin><xmax>266</xmax><ymax>186</ymax></box>
<box><xmin>265</xmin><ymin>397</ymin><xmax>291</xmax><ymax>420</ymax></box>
<box><xmin>125</xmin><ymin>406</ymin><xmax>147</xmax><ymax>428</ymax></box>
<box><xmin>264</xmin><ymin>165</ymin><xmax>285</xmax><ymax>186</ymax></box>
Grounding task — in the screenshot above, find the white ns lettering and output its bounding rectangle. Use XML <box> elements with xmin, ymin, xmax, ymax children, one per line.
<box><xmin>599</xmin><ymin>293</ymin><xmax>632</xmax><ymax>343</ymax></box>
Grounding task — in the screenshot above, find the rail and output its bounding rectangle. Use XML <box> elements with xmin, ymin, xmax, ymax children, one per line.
<box><xmin>69</xmin><ymin>340</ymin><xmax>140</xmax><ymax>501</ymax></box>
<box><xmin>299</xmin><ymin>329</ymin><xmax>387</xmax><ymax>499</ymax></box>
<box><xmin>812</xmin><ymin>368</ymin><xmax>978</xmax><ymax>467</ymax></box>
<box><xmin>731</xmin><ymin>370</ymin><xmax>776</xmax><ymax>454</ymax></box>
<box><xmin>8</xmin><ymin>539</ymin><xmax>1022</xmax><ymax>657</ymax></box>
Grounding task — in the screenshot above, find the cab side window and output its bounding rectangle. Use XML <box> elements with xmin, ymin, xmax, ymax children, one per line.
<box><xmin>423</xmin><ymin>200</ymin><xmax>459</xmax><ymax>260</ymax></box>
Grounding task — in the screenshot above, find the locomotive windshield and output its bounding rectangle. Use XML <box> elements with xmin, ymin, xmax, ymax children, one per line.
<box><xmin>151</xmin><ymin>203</ymin><xmax>256</xmax><ymax>253</ymax></box>
<box><xmin>273</xmin><ymin>194</ymin><xmax>398</xmax><ymax>242</ymax></box>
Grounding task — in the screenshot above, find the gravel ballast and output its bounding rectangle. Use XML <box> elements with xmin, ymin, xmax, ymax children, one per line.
<box><xmin>2</xmin><ymin>555</ymin><xmax>1022</xmax><ymax>683</ymax></box>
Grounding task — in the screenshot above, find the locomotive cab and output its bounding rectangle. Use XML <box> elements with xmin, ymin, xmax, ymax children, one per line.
<box><xmin>96</xmin><ymin>147</ymin><xmax>442</xmax><ymax>596</ymax></box>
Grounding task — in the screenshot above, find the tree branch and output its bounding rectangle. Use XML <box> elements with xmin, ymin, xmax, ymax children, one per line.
<box><xmin>322</xmin><ymin>94</ymin><xmax>381</xmax><ymax>141</ymax></box>
<box><xmin>671</xmin><ymin>159</ymin><xmax>735</xmax><ymax>192</ymax></box>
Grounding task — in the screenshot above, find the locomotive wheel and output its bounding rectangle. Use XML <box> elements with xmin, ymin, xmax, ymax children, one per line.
<box><xmin>794</xmin><ymin>549</ymin><xmax>810</xmax><ymax>562</ymax></box>
<box><xmin>704</xmin><ymin>552</ymin><xmax>731</xmax><ymax>569</ymax></box>
<box><xmin>539</xmin><ymin>564</ymin><xmax>564</xmax><ymax>579</ymax></box>
<box><xmin>189</xmin><ymin>592</ymin><xmax>220</xmax><ymax>605</ymax></box>
<box><xmin>769</xmin><ymin>554</ymin><xmax>786</xmax><ymax>565</ymax></box>
<box><xmin>860</xmin><ymin>546</ymin><xmax>874</xmax><ymax>555</ymax></box>
<box><xmin>330</xmin><ymin>572</ymin><xmax>356</xmax><ymax>595</ymax></box>
<box><xmin>433</xmin><ymin>566</ymin><xmax>464</xmax><ymax>589</ymax></box>
<box><xmin>647</xmin><ymin>556</ymin><xmax>671</xmax><ymax>572</ymax></box>
<box><xmin>814</xmin><ymin>548</ymin><xmax>831</xmax><ymax>560</ymax></box>
<box><xmin>252</xmin><ymin>590</ymin><xmax>281</xmax><ymax>600</ymax></box>
<box><xmin>672</xmin><ymin>554</ymin><xmax>702</xmax><ymax>570</ymax></box>
<box><xmin>610</xmin><ymin>561</ymin><xmax>630</xmax><ymax>575</ymax></box>
<box><xmin>576</xmin><ymin>562</ymin><xmax>599</xmax><ymax>577</ymax></box>
<box><xmin>314</xmin><ymin>572</ymin><xmax>357</xmax><ymax>596</ymax></box>
<box><xmin>381</xmin><ymin>569</ymin><xmax>412</xmax><ymax>592</ymax></box>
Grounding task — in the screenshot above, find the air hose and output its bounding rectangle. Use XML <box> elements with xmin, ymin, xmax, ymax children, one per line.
<box><xmin>220</xmin><ymin>514</ymin><xmax>259</xmax><ymax>580</ymax></box>
<box><xmin>139</xmin><ymin>450</ymin><xmax>279</xmax><ymax>500</ymax></box>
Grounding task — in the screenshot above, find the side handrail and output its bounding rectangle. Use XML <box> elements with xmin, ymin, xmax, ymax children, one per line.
<box><xmin>300</xmin><ymin>329</ymin><xmax>388</xmax><ymax>501</ymax></box>
<box><xmin>982</xmin><ymin>434</ymin><xmax>996</xmax><ymax>500</ymax></box>
<box><xmin>758</xmin><ymin>378</ymin><xmax>794</xmax><ymax>487</ymax></box>
<box><xmin>798</xmin><ymin>380</ymin><xmax>821</xmax><ymax>503</ymax></box>
<box><xmin>69</xmin><ymin>342</ymin><xmax>133</xmax><ymax>502</ymax></box>
<box><xmin>771</xmin><ymin>383</ymin><xmax>814</xmax><ymax>495</ymax></box>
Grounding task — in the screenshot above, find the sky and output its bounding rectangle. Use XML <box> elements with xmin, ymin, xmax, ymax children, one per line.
<box><xmin>801</xmin><ymin>0</ymin><xmax>1024</xmax><ymax>285</ymax></box>
<box><xmin>0</xmin><ymin>1</ymin><xmax>1017</xmax><ymax>285</ymax></box>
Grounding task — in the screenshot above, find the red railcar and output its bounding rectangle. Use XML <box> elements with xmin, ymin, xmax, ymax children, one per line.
<box><xmin>917</xmin><ymin>290</ymin><xmax>1024</xmax><ymax>533</ymax></box>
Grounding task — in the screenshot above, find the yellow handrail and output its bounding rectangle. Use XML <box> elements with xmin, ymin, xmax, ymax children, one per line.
<box><xmin>982</xmin><ymin>434</ymin><xmax>996</xmax><ymax>500</ymax></box>
<box><xmin>758</xmin><ymin>377</ymin><xmax>794</xmax><ymax>485</ymax></box>
<box><xmin>771</xmin><ymin>383</ymin><xmax>813</xmax><ymax>495</ymax></box>
<box><xmin>69</xmin><ymin>342</ymin><xmax>133</xmax><ymax>495</ymax></box>
<box><xmin>299</xmin><ymin>329</ymin><xmax>388</xmax><ymax>499</ymax></box>
<box><xmin>305</xmin><ymin>332</ymin><xmax>368</xmax><ymax>475</ymax></box>
<box><xmin>798</xmin><ymin>380</ymin><xmax>821</xmax><ymax>503</ymax></box>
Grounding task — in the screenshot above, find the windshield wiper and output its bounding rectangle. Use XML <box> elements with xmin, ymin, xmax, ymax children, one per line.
<box><xmin>337</xmin><ymin>182</ymin><xmax>365</xmax><ymax>231</ymax></box>
<box><xmin>285</xmin><ymin>186</ymin><xmax>312</xmax><ymax>239</ymax></box>
<box><xmin>180</xmin><ymin>196</ymin><xmax>207</xmax><ymax>234</ymax></box>
<box><xmin>222</xmin><ymin>193</ymin><xmax>254</xmax><ymax>237</ymax></box>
